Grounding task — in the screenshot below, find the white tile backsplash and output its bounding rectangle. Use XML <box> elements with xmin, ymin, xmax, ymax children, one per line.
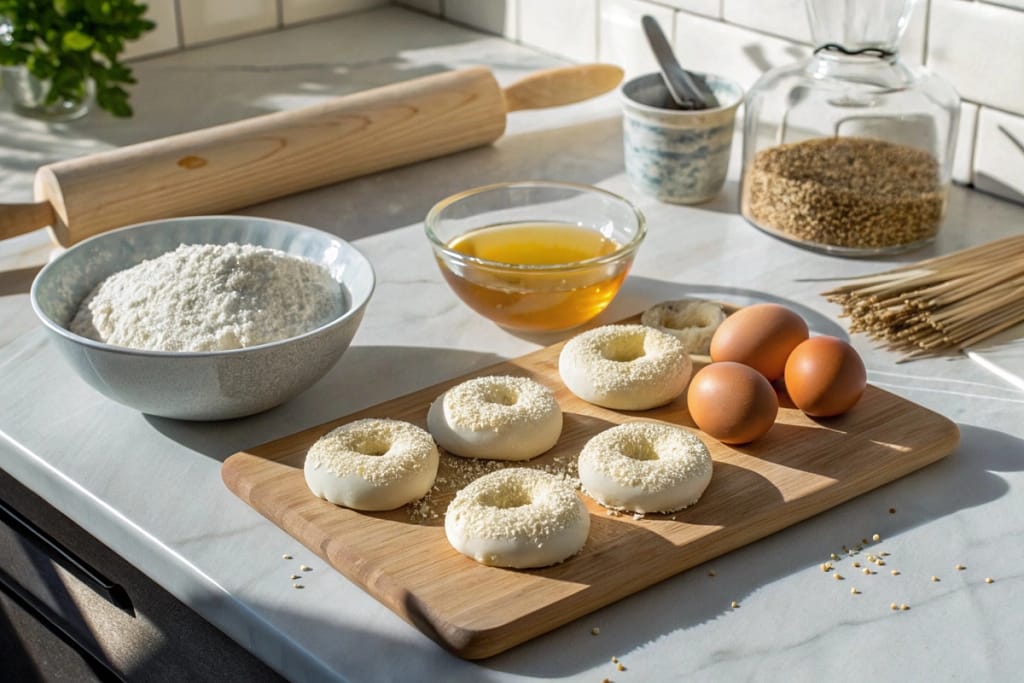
<box><xmin>674</xmin><ymin>12</ymin><xmax>810</xmax><ymax>90</ymax></box>
<box><xmin>659</xmin><ymin>0</ymin><xmax>721</xmax><ymax>18</ymax></box>
<box><xmin>519</xmin><ymin>0</ymin><xmax>597</xmax><ymax>62</ymax></box>
<box><xmin>445</xmin><ymin>0</ymin><xmax>518</xmax><ymax>39</ymax></box>
<box><xmin>723</xmin><ymin>0</ymin><xmax>811</xmax><ymax>43</ymax></box>
<box><xmin>928</xmin><ymin>0</ymin><xmax>1024</xmax><ymax>114</ymax></box>
<box><xmin>953</xmin><ymin>102</ymin><xmax>979</xmax><ymax>185</ymax></box>
<box><xmin>974</xmin><ymin>107</ymin><xmax>1024</xmax><ymax>203</ymax></box>
<box><xmin>179</xmin><ymin>0</ymin><xmax>279</xmax><ymax>46</ymax></box>
<box><xmin>69</xmin><ymin>0</ymin><xmax>1024</xmax><ymax>209</ymax></box>
<box><xmin>981</xmin><ymin>0</ymin><xmax>1024</xmax><ymax>10</ymax></box>
<box><xmin>123</xmin><ymin>0</ymin><xmax>180</xmax><ymax>59</ymax></box>
<box><xmin>599</xmin><ymin>0</ymin><xmax>675</xmax><ymax>78</ymax></box>
<box><xmin>282</xmin><ymin>0</ymin><xmax>387</xmax><ymax>25</ymax></box>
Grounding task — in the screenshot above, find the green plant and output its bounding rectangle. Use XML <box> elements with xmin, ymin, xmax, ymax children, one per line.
<box><xmin>0</xmin><ymin>0</ymin><xmax>154</xmax><ymax>116</ymax></box>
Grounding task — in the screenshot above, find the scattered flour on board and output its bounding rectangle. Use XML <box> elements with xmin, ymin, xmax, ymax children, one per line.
<box><xmin>70</xmin><ymin>242</ymin><xmax>345</xmax><ymax>351</ymax></box>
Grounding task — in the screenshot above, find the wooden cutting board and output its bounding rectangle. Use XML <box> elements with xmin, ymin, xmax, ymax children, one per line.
<box><xmin>222</xmin><ymin>324</ymin><xmax>959</xmax><ymax>659</ymax></box>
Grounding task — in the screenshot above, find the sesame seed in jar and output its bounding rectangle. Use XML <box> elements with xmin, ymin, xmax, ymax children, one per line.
<box><xmin>591</xmin><ymin>627</ymin><xmax>601</xmax><ymax>636</ymax></box>
<box><xmin>872</xmin><ymin>534</ymin><xmax>881</xmax><ymax>542</ymax></box>
<box><xmin>985</xmin><ymin>577</ymin><xmax>994</xmax><ymax>584</ymax></box>
<box><xmin>744</xmin><ymin>138</ymin><xmax>944</xmax><ymax>251</ymax></box>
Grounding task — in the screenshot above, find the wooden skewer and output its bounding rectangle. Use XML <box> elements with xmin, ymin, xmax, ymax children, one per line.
<box><xmin>822</xmin><ymin>235</ymin><xmax>1024</xmax><ymax>361</ymax></box>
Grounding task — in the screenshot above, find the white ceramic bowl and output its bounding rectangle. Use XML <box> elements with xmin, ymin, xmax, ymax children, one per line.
<box><xmin>31</xmin><ymin>216</ymin><xmax>375</xmax><ymax>420</ymax></box>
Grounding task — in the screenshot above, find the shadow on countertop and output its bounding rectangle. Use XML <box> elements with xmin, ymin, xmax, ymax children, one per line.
<box><xmin>240</xmin><ymin>114</ymin><xmax>627</xmax><ymax>243</ymax></box>
<box><xmin>143</xmin><ymin>345</ymin><xmax>504</xmax><ymax>459</ymax></box>
<box><xmin>146</xmin><ymin>334</ymin><xmax>1022</xmax><ymax>678</ymax></box>
<box><xmin>171</xmin><ymin>423</ymin><xmax>1020</xmax><ymax>681</ymax></box>
<box><xmin>599</xmin><ymin>275</ymin><xmax>850</xmax><ymax>340</ymax></box>
<box><xmin>483</xmin><ymin>422</ymin><xmax>1021</xmax><ymax>678</ymax></box>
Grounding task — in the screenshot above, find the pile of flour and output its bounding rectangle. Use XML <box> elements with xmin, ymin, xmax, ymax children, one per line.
<box><xmin>70</xmin><ymin>242</ymin><xmax>345</xmax><ymax>352</ymax></box>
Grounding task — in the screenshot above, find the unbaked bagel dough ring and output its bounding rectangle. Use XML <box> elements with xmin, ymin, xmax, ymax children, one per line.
<box><xmin>558</xmin><ymin>324</ymin><xmax>692</xmax><ymax>410</ymax></box>
<box><xmin>444</xmin><ymin>468</ymin><xmax>590</xmax><ymax>568</ymax></box>
<box><xmin>427</xmin><ymin>375</ymin><xmax>562</xmax><ymax>461</ymax></box>
<box><xmin>578</xmin><ymin>421</ymin><xmax>713</xmax><ymax>514</ymax></box>
<box><xmin>304</xmin><ymin>418</ymin><xmax>439</xmax><ymax>511</ymax></box>
<box><xmin>640</xmin><ymin>299</ymin><xmax>727</xmax><ymax>355</ymax></box>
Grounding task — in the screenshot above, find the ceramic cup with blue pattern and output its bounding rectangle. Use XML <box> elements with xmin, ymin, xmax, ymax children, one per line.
<box><xmin>621</xmin><ymin>72</ymin><xmax>744</xmax><ymax>204</ymax></box>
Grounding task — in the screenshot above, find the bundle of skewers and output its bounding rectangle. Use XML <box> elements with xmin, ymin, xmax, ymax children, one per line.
<box><xmin>823</xmin><ymin>235</ymin><xmax>1024</xmax><ymax>362</ymax></box>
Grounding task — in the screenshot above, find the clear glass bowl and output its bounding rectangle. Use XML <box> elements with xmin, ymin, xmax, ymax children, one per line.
<box><xmin>425</xmin><ymin>181</ymin><xmax>646</xmax><ymax>332</ymax></box>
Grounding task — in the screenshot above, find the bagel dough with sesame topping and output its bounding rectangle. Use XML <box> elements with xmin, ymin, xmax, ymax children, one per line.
<box><xmin>304</xmin><ymin>418</ymin><xmax>439</xmax><ymax>511</ymax></box>
<box><xmin>558</xmin><ymin>324</ymin><xmax>692</xmax><ymax>410</ymax></box>
<box><xmin>640</xmin><ymin>299</ymin><xmax>727</xmax><ymax>355</ymax></box>
<box><xmin>579</xmin><ymin>422</ymin><xmax>712</xmax><ymax>513</ymax></box>
<box><xmin>444</xmin><ymin>468</ymin><xmax>590</xmax><ymax>568</ymax></box>
<box><xmin>427</xmin><ymin>375</ymin><xmax>563</xmax><ymax>461</ymax></box>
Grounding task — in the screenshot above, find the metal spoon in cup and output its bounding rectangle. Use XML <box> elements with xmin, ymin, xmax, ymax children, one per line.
<box><xmin>641</xmin><ymin>15</ymin><xmax>719</xmax><ymax>110</ymax></box>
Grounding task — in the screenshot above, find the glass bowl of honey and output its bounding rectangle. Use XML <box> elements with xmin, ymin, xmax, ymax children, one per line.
<box><xmin>426</xmin><ymin>181</ymin><xmax>646</xmax><ymax>332</ymax></box>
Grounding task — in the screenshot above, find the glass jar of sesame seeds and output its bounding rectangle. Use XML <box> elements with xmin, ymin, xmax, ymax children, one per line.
<box><xmin>739</xmin><ymin>0</ymin><xmax>960</xmax><ymax>256</ymax></box>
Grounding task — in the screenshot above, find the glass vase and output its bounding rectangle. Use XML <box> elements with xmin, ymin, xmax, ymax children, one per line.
<box><xmin>1</xmin><ymin>65</ymin><xmax>92</xmax><ymax>121</ymax></box>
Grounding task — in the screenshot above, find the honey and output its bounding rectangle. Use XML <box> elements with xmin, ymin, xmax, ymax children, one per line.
<box><xmin>438</xmin><ymin>222</ymin><xmax>631</xmax><ymax>332</ymax></box>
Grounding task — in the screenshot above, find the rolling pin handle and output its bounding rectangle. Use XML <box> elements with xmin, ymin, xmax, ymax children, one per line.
<box><xmin>0</xmin><ymin>201</ymin><xmax>56</xmax><ymax>241</ymax></box>
<box><xmin>502</xmin><ymin>64</ymin><xmax>624</xmax><ymax>112</ymax></box>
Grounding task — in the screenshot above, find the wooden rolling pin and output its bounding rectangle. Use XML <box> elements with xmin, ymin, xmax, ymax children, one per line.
<box><xmin>0</xmin><ymin>64</ymin><xmax>623</xmax><ymax>247</ymax></box>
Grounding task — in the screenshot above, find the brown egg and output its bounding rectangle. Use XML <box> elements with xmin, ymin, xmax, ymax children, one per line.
<box><xmin>687</xmin><ymin>361</ymin><xmax>779</xmax><ymax>445</ymax></box>
<box><xmin>784</xmin><ymin>336</ymin><xmax>866</xmax><ymax>417</ymax></box>
<box><xmin>710</xmin><ymin>304</ymin><xmax>809</xmax><ymax>380</ymax></box>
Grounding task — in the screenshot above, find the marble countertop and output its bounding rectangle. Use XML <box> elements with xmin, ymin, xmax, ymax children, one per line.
<box><xmin>1</xmin><ymin>7</ymin><xmax>1022</xmax><ymax>682</ymax></box>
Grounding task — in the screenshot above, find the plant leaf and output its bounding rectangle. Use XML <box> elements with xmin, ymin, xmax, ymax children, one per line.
<box><xmin>2</xmin><ymin>0</ymin><xmax>156</xmax><ymax>117</ymax></box>
<box><xmin>62</xmin><ymin>30</ymin><xmax>95</xmax><ymax>52</ymax></box>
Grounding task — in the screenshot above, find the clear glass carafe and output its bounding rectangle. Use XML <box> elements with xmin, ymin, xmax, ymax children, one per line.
<box><xmin>740</xmin><ymin>0</ymin><xmax>960</xmax><ymax>256</ymax></box>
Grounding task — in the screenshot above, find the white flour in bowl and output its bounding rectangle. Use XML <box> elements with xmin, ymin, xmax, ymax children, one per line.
<box><xmin>70</xmin><ymin>242</ymin><xmax>345</xmax><ymax>352</ymax></box>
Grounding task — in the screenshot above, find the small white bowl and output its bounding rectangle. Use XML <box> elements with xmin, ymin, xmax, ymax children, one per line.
<box><xmin>31</xmin><ymin>215</ymin><xmax>375</xmax><ymax>421</ymax></box>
